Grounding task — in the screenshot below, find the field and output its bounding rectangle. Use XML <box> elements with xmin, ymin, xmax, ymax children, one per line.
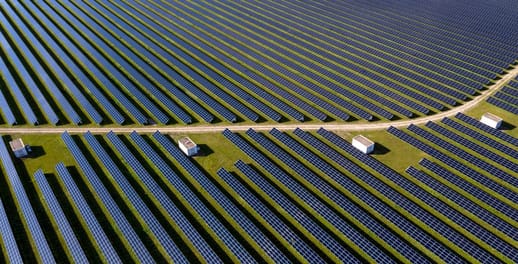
<box><xmin>0</xmin><ymin>0</ymin><xmax>517</xmax><ymax>263</ymax></box>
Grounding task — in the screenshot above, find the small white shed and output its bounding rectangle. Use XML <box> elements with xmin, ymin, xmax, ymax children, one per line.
<box><xmin>178</xmin><ymin>137</ymin><xmax>199</xmax><ymax>156</ymax></box>
<box><xmin>480</xmin><ymin>113</ymin><xmax>502</xmax><ymax>129</ymax></box>
<box><xmin>9</xmin><ymin>138</ymin><xmax>29</xmax><ymax>158</ymax></box>
<box><xmin>352</xmin><ymin>135</ymin><xmax>375</xmax><ymax>154</ymax></box>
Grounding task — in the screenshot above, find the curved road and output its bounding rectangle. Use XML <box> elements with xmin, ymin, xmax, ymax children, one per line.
<box><xmin>1</xmin><ymin>66</ymin><xmax>517</xmax><ymax>134</ymax></box>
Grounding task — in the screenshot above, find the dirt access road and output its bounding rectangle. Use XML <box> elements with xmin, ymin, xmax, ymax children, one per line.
<box><xmin>1</xmin><ymin>65</ymin><xmax>517</xmax><ymax>135</ymax></box>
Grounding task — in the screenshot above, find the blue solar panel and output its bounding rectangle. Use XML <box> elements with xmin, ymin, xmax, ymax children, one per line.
<box><xmin>0</xmin><ymin>22</ymin><xmax>59</xmax><ymax>125</ymax></box>
<box><xmin>55</xmin><ymin>162</ymin><xmax>121</xmax><ymax>263</ymax></box>
<box><xmin>407</xmin><ymin>167</ymin><xmax>518</xmax><ymax>242</ymax></box>
<box><xmin>408</xmin><ymin>124</ymin><xmax>518</xmax><ymax>185</ymax></box>
<box><xmin>33</xmin><ymin>169</ymin><xmax>88</xmax><ymax>263</ymax></box>
<box><xmin>49</xmin><ymin>2</ymin><xmax>171</xmax><ymax>124</ymax></box>
<box><xmin>61</xmin><ymin>132</ymin><xmax>154</xmax><ymax>263</ymax></box>
<box><xmin>28</xmin><ymin>1</ymin><xmax>148</xmax><ymax>124</ymax></box>
<box><xmin>0</xmin><ymin>136</ymin><xmax>54</xmax><ymax>263</ymax></box>
<box><xmin>83</xmin><ymin>131</ymin><xmax>187</xmax><ymax>263</ymax></box>
<box><xmin>425</xmin><ymin>122</ymin><xmax>518</xmax><ymax>173</ymax></box>
<box><xmin>0</xmin><ymin>199</ymin><xmax>23</xmax><ymax>264</ymax></box>
<box><xmin>130</xmin><ymin>131</ymin><xmax>240</xmax><ymax>263</ymax></box>
<box><xmin>153</xmin><ymin>131</ymin><xmax>287</xmax><ymax>262</ymax></box>
<box><xmin>487</xmin><ymin>97</ymin><xmax>518</xmax><ymax>115</ymax></box>
<box><xmin>216</xmin><ymin>167</ymin><xmax>325</xmax><ymax>263</ymax></box>
<box><xmin>455</xmin><ymin>113</ymin><xmax>518</xmax><ymax>147</ymax></box>
<box><xmin>246</xmin><ymin>129</ymin><xmax>424</xmax><ymax>263</ymax></box>
<box><xmin>105</xmin><ymin>132</ymin><xmax>218</xmax><ymax>263</ymax></box>
<box><xmin>0</xmin><ymin>56</ymin><xmax>37</xmax><ymax>125</ymax></box>
<box><xmin>441</xmin><ymin>117</ymin><xmax>518</xmax><ymax>159</ymax></box>
<box><xmin>0</xmin><ymin>85</ymin><xmax>17</xmax><ymax>125</ymax></box>
<box><xmin>9</xmin><ymin>1</ymin><xmax>121</xmax><ymax>124</ymax></box>
<box><xmin>418</xmin><ymin>159</ymin><xmax>518</xmax><ymax>221</ymax></box>
<box><xmin>233</xmin><ymin>160</ymin><xmax>361</xmax><ymax>264</ymax></box>
<box><xmin>388</xmin><ymin>126</ymin><xmax>518</xmax><ymax>205</ymax></box>
<box><xmin>222</xmin><ymin>128</ymin><xmax>370</xmax><ymax>263</ymax></box>
<box><xmin>295</xmin><ymin>128</ymin><xmax>489</xmax><ymax>262</ymax></box>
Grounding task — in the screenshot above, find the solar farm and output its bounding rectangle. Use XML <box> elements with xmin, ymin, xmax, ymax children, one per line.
<box><xmin>0</xmin><ymin>0</ymin><xmax>517</xmax><ymax>263</ymax></box>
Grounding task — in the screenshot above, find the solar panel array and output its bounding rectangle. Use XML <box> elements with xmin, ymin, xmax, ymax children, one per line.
<box><xmin>0</xmin><ymin>199</ymin><xmax>23</xmax><ymax>264</ymax></box>
<box><xmin>105</xmin><ymin>131</ymin><xmax>220</xmax><ymax>263</ymax></box>
<box><xmin>153</xmin><ymin>131</ymin><xmax>288</xmax><ymax>263</ymax></box>
<box><xmin>221</xmin><ymin>125</ymin><xmax>518</xmax><ymax>263</ymax></box>
<box><xmin>0</xmin><ymin>136</ymin><xmax>55</xmax><ymax>263</ymax></box>
<box><xmin>1</xmin><ymin>0</ymin><xmax>516</xmax><ymax>125</ymax></box>
<box><xmin>55</xmin><ymin>162</ymin><xmax>122</xmax><ymax>263</ymax></box>
<box><xmin>387</xmin><ymin>115</ymin><xmax>518</xmax><ymax>263</ymax></box>
<box><xmin>62</xmin><ymin>132</ymin><xmax>154</xmax><ymax>263</ymax></box>
<box><xmin>82</xmin><ymin>131</ymin><xmax>187</xmax><ymax>263</ymax></box>
<box><xmin>33</xmin><ymin>169</ymin><xmax>88</xmax><ymax>263</ymax></box>
<box><xmin>487</xmin><ymin>78</ymin><xmax>518</xmax><ymax>114</ymax></box>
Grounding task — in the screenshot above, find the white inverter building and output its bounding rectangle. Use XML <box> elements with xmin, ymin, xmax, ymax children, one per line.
<box><xmin>480</xmin><ymin>112</ymin><xmax>503</xmax><ymax>129</ymax></box>
<box><xmin>9</xmin><ymin>138</ymin><xmax>29</xmax><ymax>158</ymax></box>
<box><xmin>352</xmin><ymin>135</ymin><xmax>375</xmax><ymax>154</ymax></box>
<box><xmin>178</xmin><ymin>137</ymin><xmax>199</xmax><ymax>156</ymax></box>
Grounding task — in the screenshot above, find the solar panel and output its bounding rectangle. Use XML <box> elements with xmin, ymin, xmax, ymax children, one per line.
<box><xmin>0</xmin><ymin>22</ymin><xmax>59</xmax><ymax>125</ymax></box>
<box><xmin>55</xmin><ymin>162</ymin><xmax>122</xmax><ymax>263</ymax></box>
<box><xmin>0</xmin><ymin>199</ymin><xmax>23</xmax><ymax>263</ymax></box>
<box><xmin>33</xmin><ymin>169</ymin><xmax>88</xmax><ymax>263</ymax></box>
<box><xmin>455</xmin><ymin>113</ymin><xmax>518</xmax><ymax>147</ymax></box>
<box><xmin>28</xmin><ymin>1</ymin><xmax>148</xmax><ymax>124</ymax></box>
<box><xmin>246</xmin><ymin>129</ymin><xmax>424</xmax><ymax>263</ymax></box>
<box><xmin>62</xmin><ymin>132</ymin><xmax>154</xmax><ymax>262</ymax></box>
<box><xmin>216</xmin><ymin>167</ymin><xmax>324</xmax><ymax>263</ymax></box>
<box><xmin>407</xmin><ymin>167</ymin><xmax>518</xmax><ymax>241</ymax></box>
<box><xmin>84</xmin><ymin>131</ymin><xmax>187</xmax><ymax>263</ymax></box>
<box><xmin>222</xmin><ymin>129</ymin><xmax>369</xmax><ymax>263</ymax></box>
<box><xmin>153</xmin><ymin>131</ymin><xmax>287</xmax><ymax>262</ymax></box>
<box><xmin>233</xmin><ymin>160</ymin><xmax>361</xmax><ymax>264</ymax></box>
<box><xmin>388</xmin><ymin>126</ymin><xmax>518</xmax><ymax>204</ymax></box>
<box><xmin>0</xmin><ymin>136</ymin><xmax>54</xmax><ymax>263</ymax></box>
<box><xmin>130</xmin><ymin>131</ymin><xmax>241</xmax><ymax>263</ymax></box>
<box><xmin>105</xmin><ymin>132</ymin><xmax>218</xmax><ymax>263</ymax></box>
<box><xmin>0</xmin><ymin>56</ymin><xmax>37</xmax><ymax>124</ymax></box>
<box><xmin>408</xmin><ymin>124</ymin><xmax>518</xmax><ymax>185</ymax></box>
<box><xmin>10</xmin><ymin>1</ymin><xmax>124</xmax><ymax>124</ymax></box>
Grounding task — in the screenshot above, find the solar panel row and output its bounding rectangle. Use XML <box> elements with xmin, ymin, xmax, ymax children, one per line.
<box><xmin>233</xmin><ymin>160</ymin><xmax>361</xmax><ymax>264</ymax></box>
<box><xmin>387</xmin><ymin>126</ymin><xmax>518</xmax><ymax>205</ymax></box>
<box><xmin>9</xmin><ymin>1</ymin><xmax>124</xmax><ymax>124</ymax></box>
<box><xmin>0</xmin><ymin>199</ymin><xmax>23</xmax><ymax>264</ymax></box>
<box><xmin>222</xmin><ymin>129</ymin><xmax>362</xmax><ymax>263</ymax></box>
<box><xmin>83</xmin><ymin>131</ymin><xmax>187</xmax><ymax>263</ymax></box>
<box><xmin>454</xmin><ymin>113</ymin><xmax>518</xmax><ymax>147</ymax></box>
<box><xmin>33</xmin><ymin>169</ymin><xmax>88</xmax><ymax>263</ymax></box>
<box><xmin>216</xmin><ymin>167</ymin><xmax>325</xmax><ymax>263</ymax></box>
<box><xmin>424</xmin><ymin>122</ymin><xmax>518</xmax><ymax>172</ymax></box>
<box><xmin>0</xmin><ymin>56</ymin><xmax>37</xmax><ymax>124</ymax></box>
<box><xmin>418</xmin><ymin>159</ymin><xmax>518</xmax><ymax>221</ymax></box>
<box><xmin>246</xmin><ymin>129</ymin><xmax>423</xmax><ymax>263</ymax></box>
<box><xmin>51</xmin><ymin>2</ymin><xmax>171</xmax><ymax>125</ymax></box>
<box><xmin>291</xmin><ymin>128</ymin><xmax>477</xmax><ymax>262</ymax></box>
<box><xmin>0</xmin><ymin>136</ymin><xmax>54</xmax><ymax>263</ymax></box>
<box><xmin>153</xmin><ymin>131</ymin><xmax>286</xmax><ymax>263</ymax></box>
<box><xmin>407</xmin><ymin>124</ymin><xmax>518</xmax><ymax>186</ymax></box>
<box><xmin>137</xmin><ymin>1</ymin><xmax>309</xmax><ymax>121</ymax></box>
<box><xmin>61</xmin><ymin>132</ymin><xmax>154</xmax><ymax>263</ymax></box>
<box><xmin>0</xmin><ymin>21</ymin><xmax>59</xmax><ymax>125</ymax></box>
<box><xmin>406</xmin><ymin>166</ymin><xmax>518</xmax><ymax>242</ymax></box>
<box><xmin>129</xmin><ymin>131</ymin><xmax>248</xmax><ymax>263</ymax></box>
<box><xmin>105</xmin><ymin>132</ymin><xmax>220</xmax><ymax>263</ymax></box>
<box><xmin>55</xmin><ymin>162</ymin><xmax>122</xmax><ymax>263</ymax></box>
<box><xmin>27</xmin><ymin>1</ymin><xmax>148</xmax><ymax>124</ymax></box>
